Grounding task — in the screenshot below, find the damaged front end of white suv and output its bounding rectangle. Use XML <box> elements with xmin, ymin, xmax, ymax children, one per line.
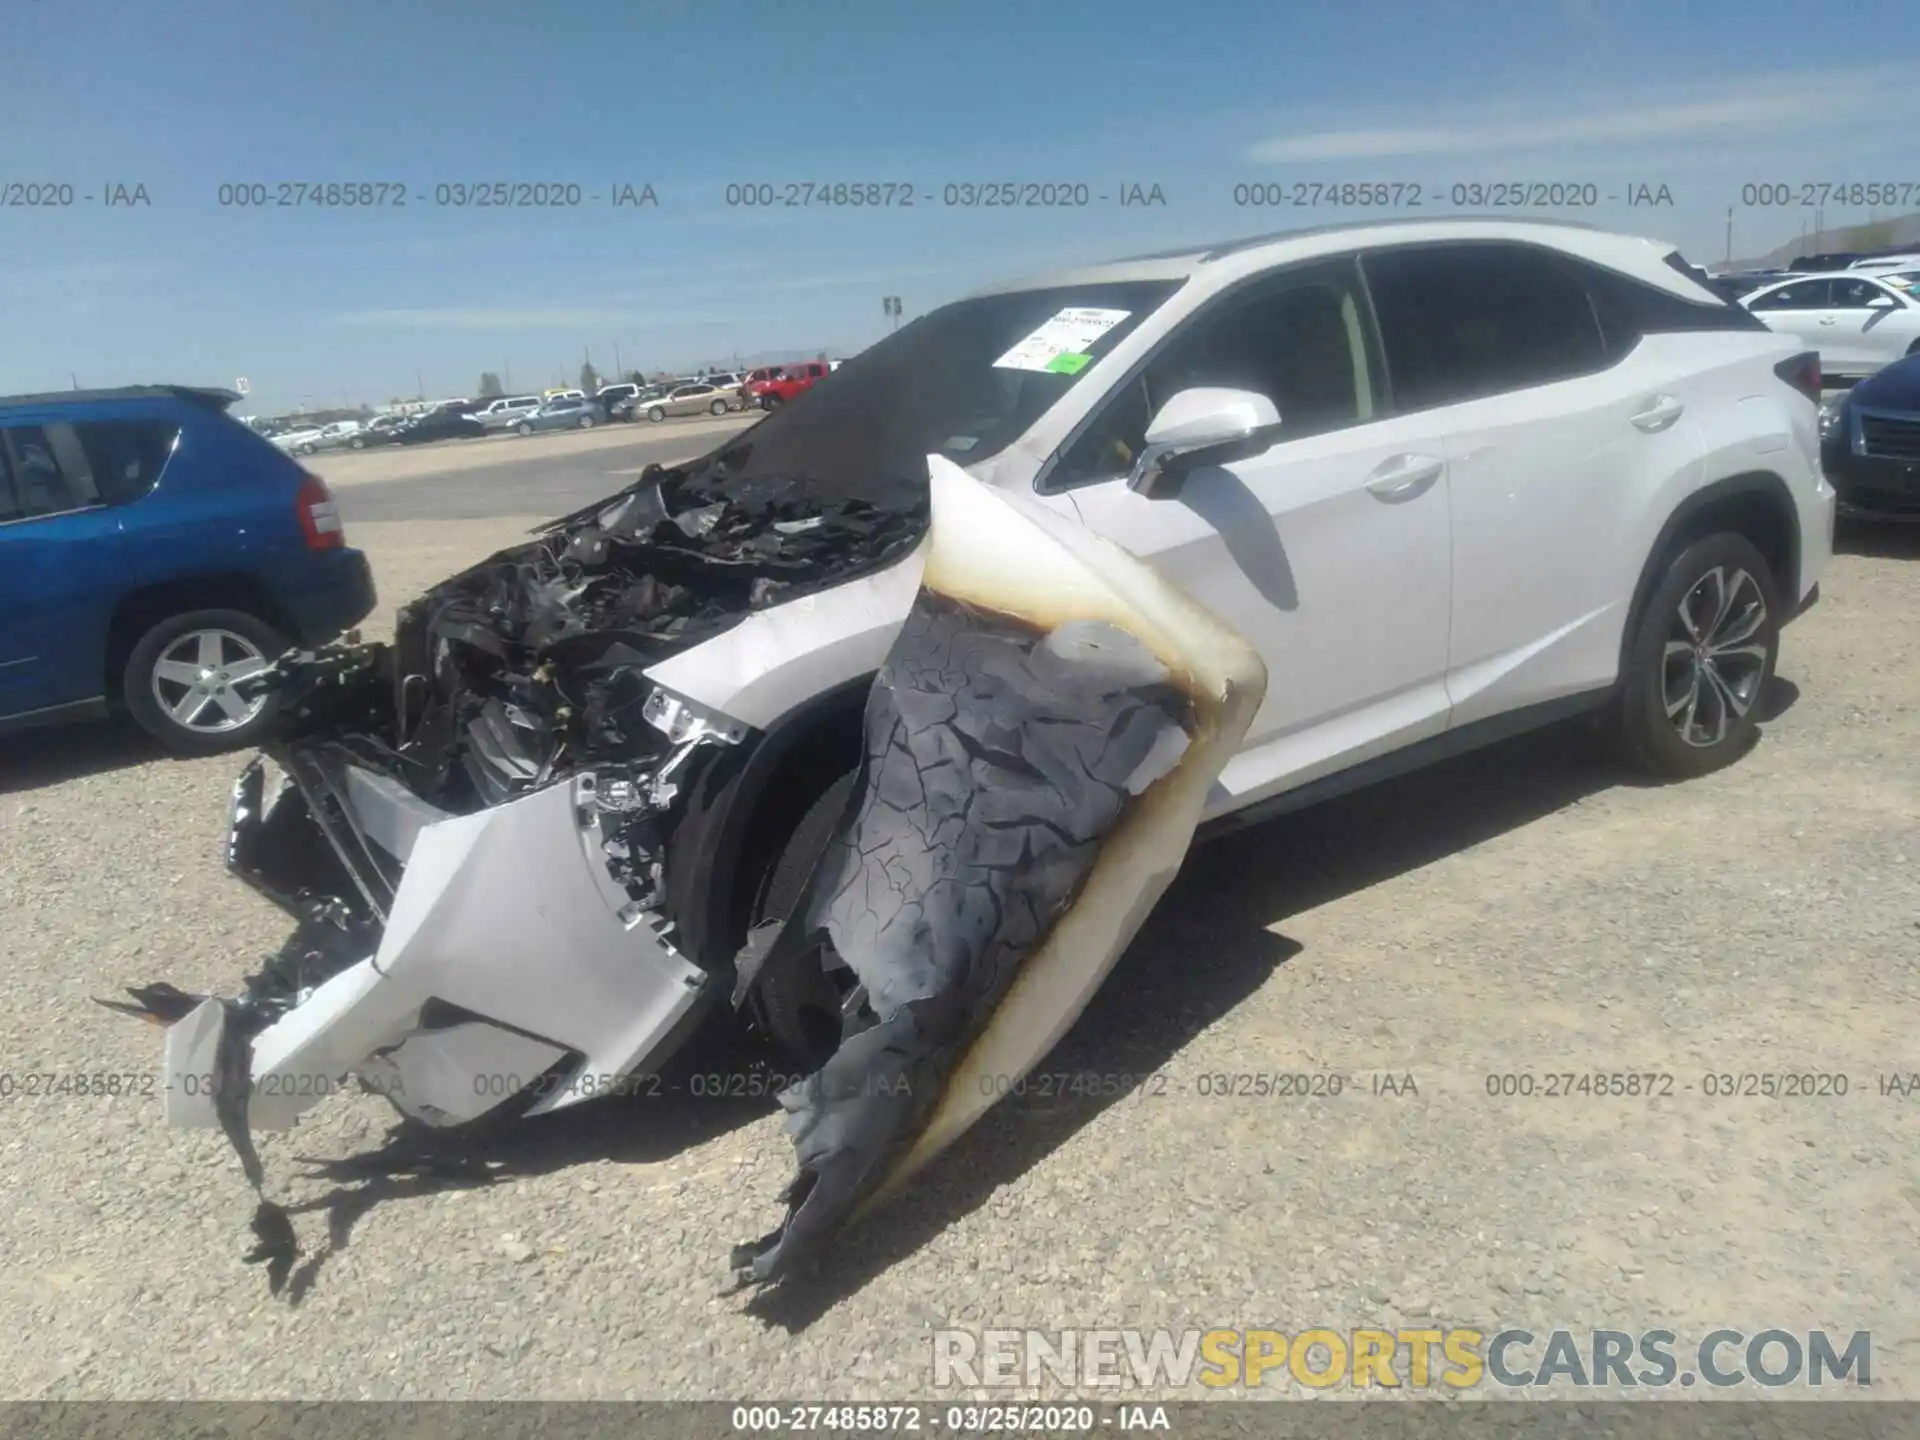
<box><xmin>109</xmin><ymin>443</ymin><xmax>1266</xmax><ymax>1288</ymax></box>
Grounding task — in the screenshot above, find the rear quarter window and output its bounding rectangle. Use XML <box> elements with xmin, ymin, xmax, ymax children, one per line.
<box><xmin>1584</xmin><ymin>257</ymin><xmax>1772</xmax><ymax>360</ymax></box>
<box><xmin>75</xmin><ymin>418</ymin><xmax>181</xmax><ymax>504</ymax></box>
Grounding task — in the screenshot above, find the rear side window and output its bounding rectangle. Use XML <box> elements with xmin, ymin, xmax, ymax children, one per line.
<box><xmin>1361</xmin><ymin>242</ymin><xmax>1608</xmax><ymax>411</ymax></box>
<box><xmin>1584</xmin><ymin>259</ymin><xmax>1771</xmax><ymax>359</ymax></box>
<box><xmin>75</xmin><ymin>418</ymin><xmax>179</xmax><ymax>504</ymax></box>
<box><xmin>0</xmin><ymin>422</ymin><xmax>106</xmax><ymax>518</ymax></box>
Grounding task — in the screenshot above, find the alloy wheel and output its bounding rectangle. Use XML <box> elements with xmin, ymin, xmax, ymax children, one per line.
<box><xmin>1662</xmin><ymin>566</ymin><xmax>1769</xmax><ymax>748</ymax></box>
<box><xmin>149</xmin><ymin>628</ymin><xmax>271</xmax><ymax>734</ymax></box>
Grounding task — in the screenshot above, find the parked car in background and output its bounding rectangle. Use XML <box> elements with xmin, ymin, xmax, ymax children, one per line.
<box><xmin>1790</xmin><ymin>252</ymin><xmax>1863</xmax><ymax>272</ymax></box>
<box><xmin>396</xmin><ymin>403</ymin><xmax>487</xmax><ymax>445</ymax></box>
<box><xmin>541</xmin><ymin>388</ymin><xmax>586</xmax><ymax>402</ymax></box>
<box><xmin>1820</xmin><ymin>348</ymin><xmax>1920</xmax><ymax>522</ymax></box>
<box><xmin>0</xmin><ymin>384</ymin><xmax>374</xmax><ymax>754</ymax></box>
<box><xmin>1742</xmin><ymin>272</ymin><xmax>1920</xmax><ymax>379</ymax></box>
<box><xmin>473</xmin><ymin>396</ymin><xmax>543</xmax><ymax>429</ymax></box>
<box><xmin>1848</xmin><ymin>254</ymin><xmax>1920</xmax><ymax>274</ymax></box>
<box><xmin>610</xmin><ymin>386</ymin><xmax>670</xmax><ymax>422</ymax></box>
<box><xmin>514</xmin><ymin>395</ymin><xmax>602</xmax><ymax>434</ymax></box>
<box><xmin>270</xmin><ymin>425</ymin><xmax>327</xmax><ymax>455</ymax></box>
<box><xmin>632</xmin><ymin>382</ymin><xmax>734</xmax><ymax>422</ymax></box>
<box><xmin>345</xmin><ymin>415</ymin><xmax>409</xmax><ymax>450</ymax></box>
<box><xmin>748</xmin><ymin>360</ymin><xmax>831</xmax><ymax>409</ymax></box>
<box><xmin>594</xmin><ymin>382</ymin><xmax>642</xmax><ymax>414</ymax></box>
<box><xmin>307</xmin><ymin>420</ymin><xmax>366</xmax><ymax>454</ymax></box>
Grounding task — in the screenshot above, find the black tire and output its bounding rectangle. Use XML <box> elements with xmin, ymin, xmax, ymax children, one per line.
<box><xmin>578</xmin><ymin>413</ymin><xmax>595</xmax><ymax>429</ymax></box>
<box><xmin>647</xmin><ymin>406</ymin><xmax>666</xmax><ymax>423</ymax></box>
<box><xmin>746</xmin><ymin>768</ymin><xmax>859</xmax><ymax>1069</ymax></box>
<box><xmin>761</xmin><ymin>394</ymin><xmax>781</xmax><ymax>410</ymax></box>
<box><xmin>709</xmin><ymin>398</ymin><xmax>727</xmax><ymax>415</ymax></box>
<box><xmin>297</xmin><ymin>442</ymin><xmax>316</xmax><ymax>455</ymax></box>
<box><xmin>122</xmin><ymin>608</ymin><xmax>290</xmax><ymax>757</ymax></box>
<box><xmin>1613</xmin><ymin>532</ymin><xmax>1780</xmax><ymax>780</ymax></box>
<box><xmin>348</xmin><ymin>436</ymin><xmax>365</xmax><ymax>450</ymax></box>
<box><xmin>516</xmin><ymin>421</ymin><xmax>533</xmax><ymax>436</ymax></box>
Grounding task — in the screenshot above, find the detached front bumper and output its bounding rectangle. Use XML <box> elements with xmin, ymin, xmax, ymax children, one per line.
<box><xmin>165</xmin><ymin>759</ymin><xmax>710</xmax><ymax>1133</ymax></box>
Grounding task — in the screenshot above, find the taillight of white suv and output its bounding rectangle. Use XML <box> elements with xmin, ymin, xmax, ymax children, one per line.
<box><xmin>1773</xmin><ymin>351</ymin><xmax>1822</xmax><ymax>407</ymax></box>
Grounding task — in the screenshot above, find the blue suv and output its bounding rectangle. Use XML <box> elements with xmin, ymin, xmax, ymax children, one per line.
<box><xmin>0</xmin><ymin>385</ymin><xmax>376</xmax><ymax>755</ymax></box>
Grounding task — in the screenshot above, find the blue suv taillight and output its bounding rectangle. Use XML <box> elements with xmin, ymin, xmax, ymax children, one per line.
<box><xmin>296</xmin><ymin>472</ymin><xmax>344</xmax><ymax>549</ymax></box>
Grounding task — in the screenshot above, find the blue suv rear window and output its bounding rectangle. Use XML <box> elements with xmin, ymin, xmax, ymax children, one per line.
<box><xmin>0</xmin><ymin>418</ymin><xmax>179</xmax><ymax>521</ymax></box>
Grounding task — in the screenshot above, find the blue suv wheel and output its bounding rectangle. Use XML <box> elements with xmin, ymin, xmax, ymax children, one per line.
<box><xmin>122</xmin><ymin>608</ymin><xmax>289</xmax><ymax>756</ymax></box>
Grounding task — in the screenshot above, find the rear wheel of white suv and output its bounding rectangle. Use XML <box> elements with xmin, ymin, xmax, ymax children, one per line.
<box><xmin>1614</xmin><ymin>533</ymin><xmax>1780</xmax><ymax>779</ymax></box>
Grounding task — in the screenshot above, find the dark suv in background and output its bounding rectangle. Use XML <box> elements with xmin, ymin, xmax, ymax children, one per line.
<box><xmin>0</xmin><ymin>385</ymin><xmax>376</xmax><ymax>756</ymax></box>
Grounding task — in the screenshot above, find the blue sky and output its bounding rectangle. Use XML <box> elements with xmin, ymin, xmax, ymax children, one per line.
<box><xmin>5</xmin><ymin>0</ymin><xmax>1917</xmax><ymax>414</ymax></box>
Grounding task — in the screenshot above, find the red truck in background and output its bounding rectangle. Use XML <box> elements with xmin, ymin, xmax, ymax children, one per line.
<box><xmin>746</xmin><ymin>360</ymin><xmax>831</xmax><ymax>410</ymax></box>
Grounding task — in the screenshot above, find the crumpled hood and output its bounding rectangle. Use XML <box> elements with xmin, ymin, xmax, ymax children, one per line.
<box><xmin>265</xmin><ymin>454</ymin><xmax>929</xmax><ymax>811</ymax></box>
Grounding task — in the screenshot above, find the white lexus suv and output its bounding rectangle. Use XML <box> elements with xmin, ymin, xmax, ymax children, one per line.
<box><xmin>142</xmin><ymin>219</ymin><xmax>1835</xmax><ymax>1261</ymax></box>
<box><xmin>643</xmin><ymin>216</ymin><xmax>1834</xmax><ymax>817</ymax></box>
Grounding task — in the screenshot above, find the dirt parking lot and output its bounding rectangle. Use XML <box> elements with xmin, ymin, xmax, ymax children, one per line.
<box><xmin>0</xmin><ymin>496</ymin><xmax>1914</xmax><ymax>1401</ymax></box>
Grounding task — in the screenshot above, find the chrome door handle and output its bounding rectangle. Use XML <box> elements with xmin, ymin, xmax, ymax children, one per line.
<box><xmin>1630</xmin><ymin>394</ymin><xmax>1685</xmax><ymax>433</ymax></box>
<box><xmin>1818</xmin><ymin>317</ymin><xmax>1838</xmax><ymax>325</ymax></box>
<box><xmin>1364</xmin><ymin>453</ymin><xmax>1444</xmax><ymax>502</ymax></box>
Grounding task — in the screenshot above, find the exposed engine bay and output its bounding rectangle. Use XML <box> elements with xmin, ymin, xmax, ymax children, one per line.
<box><xmin>107</xmin><ymin>446</ymin><xmax>1266</xmax><ymax>1289</ymax></box>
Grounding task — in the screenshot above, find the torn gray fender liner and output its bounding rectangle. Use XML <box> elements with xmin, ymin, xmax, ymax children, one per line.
<box><xmin>730</xmin><ymin>456</ymin><xmax>1267</xmax><ymax>1286</ymax></box>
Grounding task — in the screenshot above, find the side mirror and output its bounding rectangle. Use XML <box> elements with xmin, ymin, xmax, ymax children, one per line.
<box><xmin>1866</xmin><ymin>293</ymin><xmax>1899</xmax><ymax>309</ymax></box>
<box><xmin>1126</xmin><ymin>387</ymin><xmax>1283</xmax><ymax>498</ymax></box>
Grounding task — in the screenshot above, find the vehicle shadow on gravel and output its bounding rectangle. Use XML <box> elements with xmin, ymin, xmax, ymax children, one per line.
<box><xmin>742</xmin><ymin>718</ymin><xmax>1637</xmax><ymax>1330</ymax></box>
<box><xmin>1835</xmin><ymin>520</ymin><xmax>1920</xmax><ymax>560</ymax></box>
<box><xmin>259</xmin><ymin>712</ymin><xmax>1781</xmax><ymax>1310</ymax></box>
<box><xmin>271</xmin><ymin>1026</ymin><xmax>781</xmax><ymax>1303</ymax></box>
<box><xmin>0</xmin><ymin>722</ymin><xmax>160</xmax><ymax>795</ymax></box>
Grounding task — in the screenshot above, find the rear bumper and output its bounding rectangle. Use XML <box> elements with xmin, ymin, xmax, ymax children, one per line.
<box><xmin>279</xmin><ymin>547</ymin><xmax>377</xmax><ymax>647</ymax></box>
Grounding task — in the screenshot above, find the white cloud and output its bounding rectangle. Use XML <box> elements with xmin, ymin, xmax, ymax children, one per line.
<box><xmin>1246</xmin><ymin>67</ymin><xmax>1920</xmax><ymax>164</ymax></box>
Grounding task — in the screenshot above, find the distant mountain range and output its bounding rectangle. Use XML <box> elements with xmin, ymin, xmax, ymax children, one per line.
<box><xmin>1726</xmin><ymin>211</ymin><xmax>1920</xmax><ymax>270</ymax></box>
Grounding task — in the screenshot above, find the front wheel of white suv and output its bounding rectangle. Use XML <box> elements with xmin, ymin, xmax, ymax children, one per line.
<box><xmin>1614</xmin><ymin>533</ymin><xmax>1781</xmax><ymax>780</ymax></box>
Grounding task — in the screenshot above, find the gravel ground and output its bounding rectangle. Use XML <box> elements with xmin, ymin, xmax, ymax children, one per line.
<box><xmin>0</xmin><ymin>514</ymin><xmax>1914</xmax><ymax>1403</ymax></box>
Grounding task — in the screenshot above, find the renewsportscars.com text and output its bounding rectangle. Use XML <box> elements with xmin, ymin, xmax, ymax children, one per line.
<box><xmin>932</xmin><ymin>1327</ymin><xmax>1871</xmax><ymax>1390</ymax></box>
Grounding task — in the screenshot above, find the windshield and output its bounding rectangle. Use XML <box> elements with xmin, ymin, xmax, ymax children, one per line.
<box><xmin>697</xmin><ymin>278</ymin><xmax>1183</xmax><ymax>501</ymax></box>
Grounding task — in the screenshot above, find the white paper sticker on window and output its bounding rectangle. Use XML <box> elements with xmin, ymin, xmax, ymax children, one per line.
<box><xmin>992</xmin><ymin>308</ymin><xmax>1131</xmax><ymax>374</ymax></box>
